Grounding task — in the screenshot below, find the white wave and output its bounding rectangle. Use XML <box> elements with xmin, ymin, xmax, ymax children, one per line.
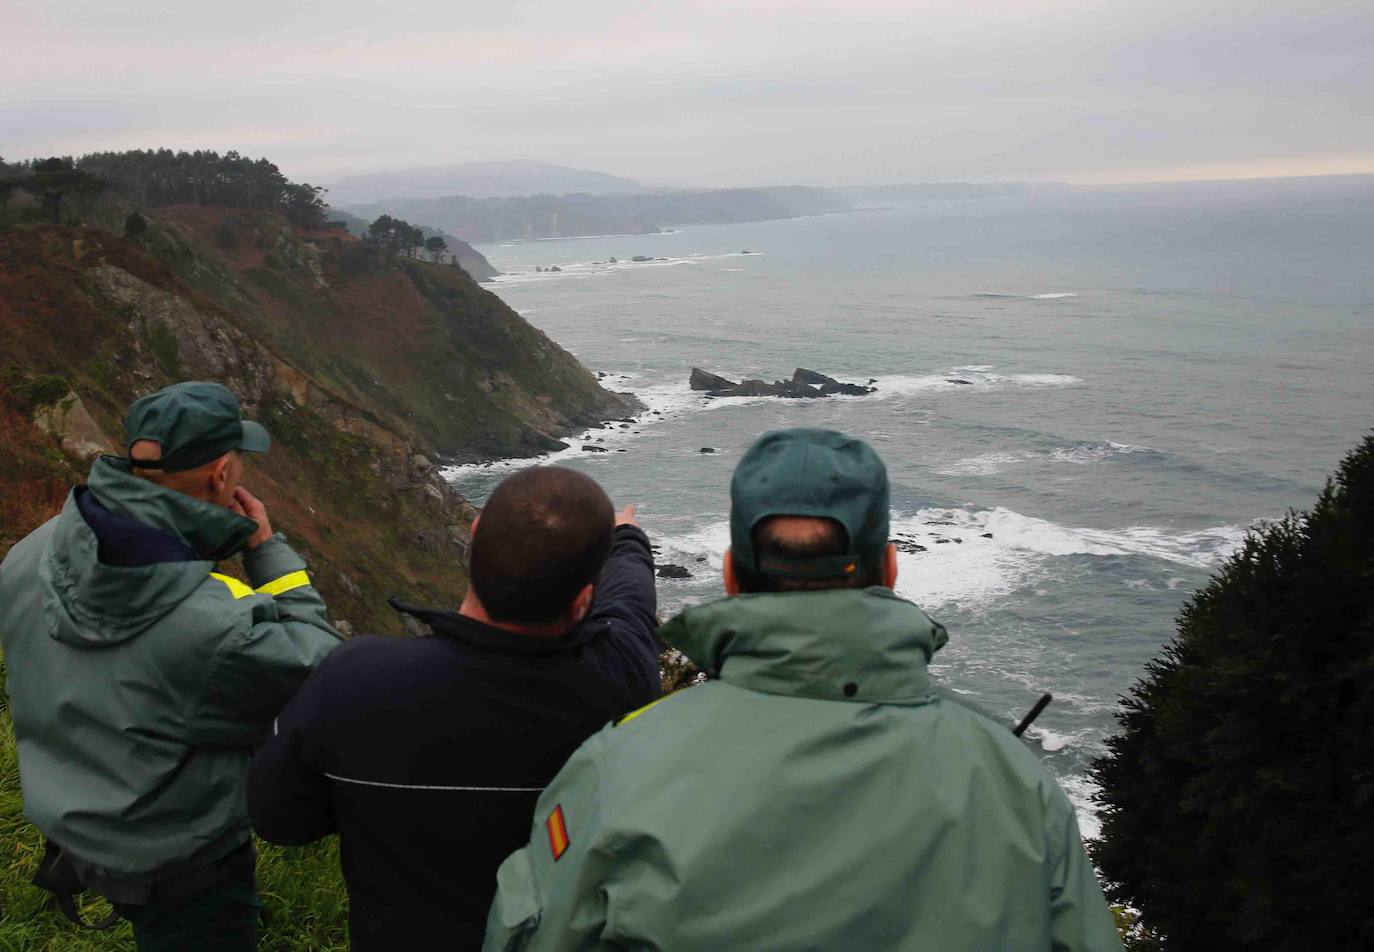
<box><xmin>1057</xmin><ymin>773</ymin><xmax>1103</xmax><ymax>840</ymax></box>
<box><xmin>874</xmin><ymin>370</ymin><xmax>1083</xmax><ymax>398</ymax></box>
<box><xmin>1048</xmin><ymin>440</ymin><xmax>1149</xmax><ymax>465</ymax></box>
<box><xmin>890</xmin><ymin>506</ymin><xmax>1249</xmax><ymax>610</ymax></box>
<box><xmin>939</xmin><ymin>451</ymin><xmax>1033</xmax><ymax>476</ymax></box>
<box><xmin>1031</xmin><ymin>292</ymin><xmax>1078</xmax><ymax>299</ymax></box>
<box><xmin>1028</xmin><ymin>726</ymin><xmax>1075</xmax><ymax>753</ymax></box>
<box><xmin>940</xmin><ymin>440</ymin><xmax>1150</xmax><ymax>476</ymax></box>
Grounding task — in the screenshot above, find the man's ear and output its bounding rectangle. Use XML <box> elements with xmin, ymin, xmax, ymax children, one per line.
<box><xmin>723</xmin><ymin>549</ymin><xmax>740</xmax><ymax>596</ymax></box>
<box><xmin>882</xmin><ymin>542</ymin><xmax>899</xmax><ymax>589</ymax></box>
<box><xmin>469</xmin><ymin>513</ymin><xmax>481</xmax><ymax>537</ymax></box>
<box><xmin>207</xmin><ymin>455</ymin><xmax>231</xmax><ymax>498</ymax></box>
<box><xmin>570</xmin><ymin>582</ymin><xmax>595</xmax><ymax>623</ymax></box>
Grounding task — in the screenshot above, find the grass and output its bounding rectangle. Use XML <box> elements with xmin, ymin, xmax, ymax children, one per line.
<box><xmin>0</xmin><ymin>656</ymin><xmax>352</xmax><ymax>951</ymax></box>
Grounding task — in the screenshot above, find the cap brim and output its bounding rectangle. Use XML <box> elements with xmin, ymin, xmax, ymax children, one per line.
<box><xmin>239</xmin><ymin>420</ymin><xmax>272</xmax><ymax>454</ymax></box>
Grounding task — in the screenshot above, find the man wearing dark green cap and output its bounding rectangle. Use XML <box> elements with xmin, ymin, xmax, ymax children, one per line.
<box><xmin>0</xmin><ymin>381</ymin><xmax>341</xmax><ymax>950</ymax></box>
<box><xmin>484</xmin><ymin>428</ymin><xmax>1122</xmax><ymax>951</ymax></box>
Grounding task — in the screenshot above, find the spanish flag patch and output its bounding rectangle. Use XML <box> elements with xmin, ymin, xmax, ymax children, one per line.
<box><xmin>546</xmin><ymin>805</ymin><xmax>570</xmax><ymax>861</ymax></box>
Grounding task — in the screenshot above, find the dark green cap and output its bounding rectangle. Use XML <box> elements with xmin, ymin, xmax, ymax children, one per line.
<box><xmin>125</xmin><ymin>381</ymin><xmax>270</xmax><ymax>472</ymax></box>
<box><xmin>730</xmin><ymin>428</ymin><xmax>890</xmax><ymax>579</ymax></box>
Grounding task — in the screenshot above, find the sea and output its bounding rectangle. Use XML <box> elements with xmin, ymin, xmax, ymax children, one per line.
<box><xmin>446</xmin><ymin>174</ymin><xmax>1374</xmax><ymax>835</ymax></box>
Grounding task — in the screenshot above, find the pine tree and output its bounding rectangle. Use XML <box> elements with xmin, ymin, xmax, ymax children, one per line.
<box><xmin>1091</xmin><ymin>433</ymin><xmax>1374</xmax><ymax>950</ymax></box>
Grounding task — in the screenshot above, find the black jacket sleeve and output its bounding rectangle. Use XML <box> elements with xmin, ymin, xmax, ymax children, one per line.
<box><xmin>584</xmin><ymin>525</ymin><xmax>661</xmax><ymax>704</ymax></box>
<box><xmin>246</xmin><ymin>650</ymin><xmax>340</xmax><ymax>846</ymax></box>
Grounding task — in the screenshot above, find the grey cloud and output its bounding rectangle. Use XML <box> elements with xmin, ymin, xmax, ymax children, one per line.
<box><xmin>2</xmin><ymin>0</ymin><xmax>1371</xmax><ymax>185</ymax></box>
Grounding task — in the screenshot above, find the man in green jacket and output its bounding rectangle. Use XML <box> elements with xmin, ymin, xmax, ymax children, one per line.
<box><xmin>485</xmin><ymin>428</ymin><xmax>1122</xmax><ymax>951</ymax></box>
<box><xmin>0</xmin><ymin>381</ymin><xmax>341</xmax><ymax>950</ymax></box>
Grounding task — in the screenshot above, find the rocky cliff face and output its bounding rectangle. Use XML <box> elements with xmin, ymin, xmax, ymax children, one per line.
<box><xmin>0</xmin><ymin>207</ymin><xmax>634</xmax><ymax>633</ymax></box>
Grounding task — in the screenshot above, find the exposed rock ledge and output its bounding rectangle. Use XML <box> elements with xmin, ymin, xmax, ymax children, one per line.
<box><xmin>689</xmin><ymin>367</ymin><xmax>876</xmax><ymax>399</ymax></box>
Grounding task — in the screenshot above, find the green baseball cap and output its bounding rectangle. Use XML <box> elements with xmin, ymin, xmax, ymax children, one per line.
<box><xmin>730</xmin><ymin>428</ymin><xmax>890</xmax><ymax>579</ymax></box>
<box><xmin>125</xmin><ymin>381</ymin><xmax>271</xmax><ymax>472</ymax></box>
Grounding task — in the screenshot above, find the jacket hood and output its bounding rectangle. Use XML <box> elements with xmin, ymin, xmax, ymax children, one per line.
<box><xmin>42</xmin><ymin>456</ymin><xmax>257</xmax><ymax>647</ymax></box>
<box><xmin>660</xmin><ymin>587</ymin><xmax>948</xmax><ymax>704</ymax></box>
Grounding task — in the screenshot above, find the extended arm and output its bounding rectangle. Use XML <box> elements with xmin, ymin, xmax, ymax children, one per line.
<box><xmin>584</xmin><ymin>517</ymin><xmax>661</xmax><ymax>701</ymax></box>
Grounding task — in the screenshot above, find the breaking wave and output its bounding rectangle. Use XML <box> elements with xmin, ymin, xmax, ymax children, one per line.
<box><xmin>941</xmin><ymin>440</ymin><xmax>1152</xmax><ymax>476</ymax></box>
<box><xmin>890</xmin><ymin>506</ymin><xmax>1249</xmax><ymax>610</ymax></box>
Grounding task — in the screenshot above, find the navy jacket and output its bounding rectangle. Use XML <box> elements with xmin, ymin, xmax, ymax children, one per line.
<box><xmin>246</xmin><ymin>525</ymin><xmax>661</xmax><ymax>950</ymax></box>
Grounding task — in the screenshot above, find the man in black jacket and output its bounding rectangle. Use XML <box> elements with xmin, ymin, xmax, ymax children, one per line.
<box><xmin>246</xmin><ymin>466</ymin><xmax>661</xmax><ymax>950</ymax></box>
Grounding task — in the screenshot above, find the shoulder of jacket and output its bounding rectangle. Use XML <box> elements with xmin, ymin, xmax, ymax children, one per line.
<box><xmin>0</xmin><ymin>514</ymin><xmax>62</xmax><ymax>572</ymax></box>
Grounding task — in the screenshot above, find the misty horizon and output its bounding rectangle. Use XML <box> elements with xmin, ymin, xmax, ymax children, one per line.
<box><xmin>4</xmin><ymin>1</ymin><xmax>1371</xmax><ymax>190</ymax></box>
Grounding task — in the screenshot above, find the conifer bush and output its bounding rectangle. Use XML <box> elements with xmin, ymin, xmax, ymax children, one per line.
<box><xmin>1092</xmin><ymin>434</ymin><xmax>1374</xmax><ymax>950</ymax></box>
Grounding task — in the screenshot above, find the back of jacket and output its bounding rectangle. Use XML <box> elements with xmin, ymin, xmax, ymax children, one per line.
<box><xmin>0</xmin><ymin>458</ymin><xmax>340</xmax><ymax>878</ymax></box>
<box><xmin>486</xmin><ymin>588</ymin><xmax>1122</xmax><ymax>952</ymax></box>
<box><xmin>249</xmin><ymin>524</ymin><xmax>662</xmax><ymax>951</ymax></box>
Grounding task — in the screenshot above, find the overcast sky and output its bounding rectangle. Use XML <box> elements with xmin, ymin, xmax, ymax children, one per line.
<box><xmin>3</xmin><ymin>0</ymin><xmax>1371</xmax><ymax>188</ymax></box>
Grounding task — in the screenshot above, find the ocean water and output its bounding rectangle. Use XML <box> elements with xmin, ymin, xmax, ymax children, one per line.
<box><xmin>447</xmin><ymin>176</ymin><xmax>1374</xmax><ymax>833</ymax></box>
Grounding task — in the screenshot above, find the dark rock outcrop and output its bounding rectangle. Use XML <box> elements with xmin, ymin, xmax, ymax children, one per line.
<box><xmin>793</xmin><ymin>368</ymin><xmax>839</xmax><ymax>386</ymax></box>
<box><xmin>692</xmin><ymin>367</ymin><xmax>875</xmax><ymax>400</ymax></box>
<box><xmin>657</xmin><ymin>564</ymin><xmax>692</xmax><ymax>579</ymax></box>
<box><xmin>690</xmin><ymin>368</ymin><xmax>738</xmax><ymax>391</ymax></box>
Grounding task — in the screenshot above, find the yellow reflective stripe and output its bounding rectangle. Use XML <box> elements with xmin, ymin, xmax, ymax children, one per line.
<box><xmin>616</xmin><ymin>695</ymin><xmax>670</xmax><ymax>727</ymax></box>
<box><xmin>209</xmin><ymin>572</ymin><xmax>255</xmax><ymax>600</ymax></box>
<box><xmin>256</xmin><ymin>570</ymin><xmax>311</xmax><ymax>597</ymax></box>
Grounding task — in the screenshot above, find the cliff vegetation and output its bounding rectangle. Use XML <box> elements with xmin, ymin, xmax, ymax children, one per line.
<box><xmin>1091</xmin><ymin>434</ymin><xmax>1374</xmax><ymax>950</ymax></box>
<box><xmin>0</xmin><ymin>151</ymin><xmax>635</xmax><ymax>631</ymax></box>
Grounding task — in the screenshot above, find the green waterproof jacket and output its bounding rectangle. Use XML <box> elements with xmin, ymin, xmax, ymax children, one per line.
<box><xmin>485</xmin><ymin>587</ymin><xmax>1122</xmax><ymax>951</ymax></box>
<box><xmin>0</xmin><ymin>457</ymin><xmax>341</xmax><ymax>880</ymax></box>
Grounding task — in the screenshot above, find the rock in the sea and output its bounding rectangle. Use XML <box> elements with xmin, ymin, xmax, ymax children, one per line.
<box><xmin>818</xmin><ymin>381</ymin><xmax>877</xmax><ymax>396</ymax></box>
<box><xmin>657</xmin><ymin>564</ymin><xmax>692</xmax><ymax>579</ymax></box>
<box><xmin>581</xmin><ymin>445</ymin><xmax>609</xmax><ymax>453</ymax></box>
<box><xmin>713</xmin><ymin>378</ymin><xmax>827</xmax><ymax>399</ymax></box>
<box><xmin>690</xmin><ymin>367</ymin><xmax>738</xmax><ymax>391</ymax></box>
<box><xmin>946</xmin><ymin>378</ymin><xmax>974</xmax><ymax>385</ymax></box>
<box><xmin>631</xmin><ymin>255</ymin><xmax>653</xmax><ymax>262</ymax></box>
<box><xmin>981</xmin><ymin>533</ymin><xmax>994</xmax><ymax>539</ymax></box>
<box><xmin>697</xmin><ymin>367</ymin><xmax>873</xmax><ymax>399</ymax></box>
<box><xmin>700</xmin><ymin>447</ymin><xmax>716</xmax><ymax>454</ymax></box>
<box><xmin>793</xmin><ymin>368</ymin><xmax>840</xmax><ymax>387</ymax></box>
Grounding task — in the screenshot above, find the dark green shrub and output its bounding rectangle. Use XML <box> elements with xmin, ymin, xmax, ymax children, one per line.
<box><xmin>1091</xmin><ymin>434</ymin><xmax>1374</xmax><ymax>950</ymax></box>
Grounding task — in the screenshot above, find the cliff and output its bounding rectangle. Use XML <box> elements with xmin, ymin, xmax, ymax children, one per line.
<box><xmin>0</xmin><ymin>178</ymin><xmax>635</xmax><ymax>633</ymax></box>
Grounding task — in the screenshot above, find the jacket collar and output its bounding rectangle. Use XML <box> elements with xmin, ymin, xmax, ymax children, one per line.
<box><xmin>660</xmin><ymin>587</ymin><xmax>948</xmax><ymax>704</ymax></box>
<box><xmin>388</xmin><ymin>597</ymin><xmax>608</xmax><ymax>654</ymax></box>
<box><xmin>87</xmin><ymin>456</ymin><xmax>257</xmax><ymax>561</ymax></box>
